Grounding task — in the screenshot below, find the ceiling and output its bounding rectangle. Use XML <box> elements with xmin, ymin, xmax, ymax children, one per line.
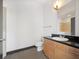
<box><xmin>60</xmin><ymin>0</ymin><xmax>72</xmax><ymax>6</ymax></box>
<box><xmin>3</xmin><ymin>0</ymin><xmax>72</xmax><ymax>7</ymax></box>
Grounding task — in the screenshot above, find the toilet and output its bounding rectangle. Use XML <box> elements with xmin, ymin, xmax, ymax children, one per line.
<box><xmin>35</xmin><ymin>41</ymin><xmax>43</xmax><ymax>52</ymax></box>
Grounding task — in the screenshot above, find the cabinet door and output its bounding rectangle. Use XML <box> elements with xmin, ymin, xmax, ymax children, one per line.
<box><xmin>48</xmin><ymin>45</ymin><xmax>55</xmax><ymax>59</ymax></box>
<box><xmin>55</xmin><ymin>49</ymin><xmax>67</xmax><ymax>59</ymax></box>
<box><xmin>43</xmin><ymin>39</ymin><xmax>55</xmax><ymax>59</ymax></box>
<box><xmin>66</xmin><ymin>46</ymin><xmax>79</xmax><ymax>59</ymax></box>
<box><xmin>43</xmin><ymin>39</ymin><xmax>49</xmax><ymax>57</ymax></box>
<box><xmin>55</xmin><ymin>42</ymin><xmax>67</xmax><ymax>59</ymax></box>
<box><xmin>55</xmin><ymin>48</ymin><xmax>77</xmax><ymax>59</ymax></box>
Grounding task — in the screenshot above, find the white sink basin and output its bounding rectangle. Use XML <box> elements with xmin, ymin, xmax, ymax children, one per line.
<box><xmin>52</xmin><ymin>37</ymin><xmax>69</xmax><ymax>41</ymax></box>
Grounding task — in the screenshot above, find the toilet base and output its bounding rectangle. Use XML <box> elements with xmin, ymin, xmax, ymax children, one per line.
<box><xmin>36</xmin><ymin>47</ymin><xmax>43</xmax><ymax>52</ymax></box>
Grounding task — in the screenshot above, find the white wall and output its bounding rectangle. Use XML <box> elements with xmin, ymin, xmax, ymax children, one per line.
<box><xmin>4</xmin><ymin>0</ymin><xmax>60</xmax><ymax>52</ymax></box>
<box><xmin>43</xmin><ymin>2</ymin><xmax>60</xmax><ymax>36</ymax></box>
<box><xmin>6</xmin><ymin>0</ymin><xmax>17</xmax><ymax>52</ymax></box>
<box><xmin>4</xmin><ymin>0</ymin><xmax>43</xmax><ymax>52</ymax></box>
<box><xmin>75</xmin><ymin>0</ymin><xmax>79</xmax><ymax>36</ymax></box>
<box><xmin>15</xmin><ymin>1</ymin><xmax>43</xmax><ymax>50</ymax></box>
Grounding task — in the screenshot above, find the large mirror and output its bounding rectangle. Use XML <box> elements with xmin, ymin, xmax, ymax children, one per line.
<box><xmin>55</xmin><ymin>0</ymin><xmax>79</xmax><ymax>36</ymax></box>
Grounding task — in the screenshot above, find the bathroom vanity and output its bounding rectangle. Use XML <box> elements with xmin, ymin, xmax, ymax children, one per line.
<box><xmin>43</xmin><ymin>35</ymin><xmax>79</xmax><ymax>59</ymax></box>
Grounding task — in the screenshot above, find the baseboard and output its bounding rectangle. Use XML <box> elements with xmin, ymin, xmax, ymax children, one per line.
<box><xmin>7</xmin><ymin>46</ymin><xmax>36</xmax><ymax>55</ymax></box>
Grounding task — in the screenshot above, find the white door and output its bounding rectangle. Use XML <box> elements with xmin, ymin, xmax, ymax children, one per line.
<box><xmin>0</xmin><ymin>0</ymin><xmax>4</xmax><ymax>59</ymax></box>
<box><xmin>2</xmin><ymin>7</ymin><xmax>6</xmax><ymax>59</ymax></box>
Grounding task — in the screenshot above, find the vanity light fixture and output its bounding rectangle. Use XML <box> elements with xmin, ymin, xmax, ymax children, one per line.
<box><xmin>54</xmin><ymin>4</ymin><xmax>59</xmax><ymax>10</ymax></box>
<box><xmin>54</xmin><ymin>0</ymin><xmax>60</xmax><ymax>10</ymax></box>
<box><xmin>54</xmin><ymin>0</ymin><xmax>63</xmax><ymax>10</ymax></box>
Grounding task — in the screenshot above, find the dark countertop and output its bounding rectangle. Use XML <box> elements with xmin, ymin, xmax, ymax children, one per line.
<box><xmin>44</xmin><ymin>36</ymin><xmax>79</xmax><ymax>49</ymax></box>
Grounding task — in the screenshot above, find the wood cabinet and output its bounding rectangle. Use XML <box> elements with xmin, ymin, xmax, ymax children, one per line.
<box><xmin>55</xmin><ymin>42</ymin><xmax>67</xmax><ymax>59</ymax></box>
<box><xmin>43</xmin><ymin>38</ymin><xmax>79</xmax><ymax>59</ymax></box>
<box><xmin>66</xmin><ymin>45</ymin><xmax>79</xmax><ymax>59</ymax></box>
<box><xmin>43</xmin><ymin>39</ymin><xmax>56</xmax><ymax>59</ymax></box>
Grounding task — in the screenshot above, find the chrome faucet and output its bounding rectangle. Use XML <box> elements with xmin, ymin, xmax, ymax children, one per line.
<box><xmin>59</xmin><ymin>35</ymin><xmax>64</xmax><ymax>38</ymax></box>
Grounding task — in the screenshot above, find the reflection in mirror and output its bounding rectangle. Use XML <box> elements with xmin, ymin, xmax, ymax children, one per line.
<box><xmin>56</xmin><ymin>0</ymin><xmax>76</xmax><ymax>36</ymax></box>
<box><xmin>60</xmin><ymin>17</ymin><xmax>75</xmax><ymax>35</ymax></box>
